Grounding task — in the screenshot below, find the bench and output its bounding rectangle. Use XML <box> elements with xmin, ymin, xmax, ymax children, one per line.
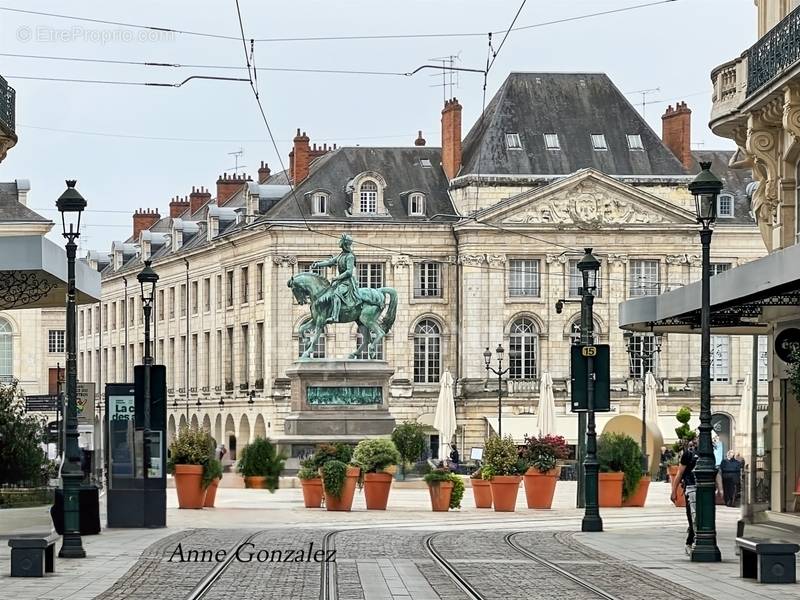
<box><xmin>8</xmin><ymin>532</ymin><xmax>60</xmax><ymax>577</ymax></box>
<box><xmin>736</xmin><ymin>537</ymin><xmax>799</xmax><ymax>584</ymax></box>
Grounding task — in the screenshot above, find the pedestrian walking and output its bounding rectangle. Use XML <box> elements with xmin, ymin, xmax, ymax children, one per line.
<box><xmin>670</xmin><ymin>440</ymin><xmax>699</xmax><ymax>556</ymax></box>
<box><xmin>658</xmin><ymin>446</ymin><xmax>674</xmax><ymax>482</ymax></box>
<box><xmin>216</xmin><ymin>443</ymin><xmax>227</xmax><ymax>462</ymax></box>
<box><xmin>720</xmin><ymin>450</ymin><xmax>742</xmax><ymax>506</ymax></box>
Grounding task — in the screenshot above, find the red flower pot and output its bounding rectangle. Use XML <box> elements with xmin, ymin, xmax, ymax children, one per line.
<box><xmin>523</xmin><ymin>467</ymin><xmax>560</xmax><ymax>509</ymax></box>
<box><xmin>490</xmin><ymin>476</ymin><xmax>522</xmax><ymax>512</ymax></box>
<box><xmin>203</xmin><ymin>477</ymin><xmax>220</xmax><ymax>508</ymax></box>
<box><xmin>428</xmin><ymin>481</ymin><xmax>453</xmax><ymax>511</ymax></box>
<box><xmin>471</xmin><ymin>478</ymin><xmax>493</xmax><ymax>509</ymax></box>
<box><xmin>598</xmin><ymin>472</ymin><xmax>624</xmax><ymax>508</ymax></box>
<box><xmin>363</xmin><ymin>472</ymin><xmax>393</xmax><ymax>510</ymax></box>
<box><xmin>174</xmin><ymin>464</ymin><xmax>206</xmax><ymax>509</ymax></box>
<box><xmin>301</xmin><ymin>478</ymin><xmax>323</xmax><ymax>508</ymax></box>
<box><xmin>324</xmin><ymin>466</ymin><xmax>360</xmax><ymax>511</ymax></box>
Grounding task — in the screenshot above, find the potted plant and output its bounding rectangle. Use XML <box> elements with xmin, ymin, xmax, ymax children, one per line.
<box><xmin>482</xmin><ymin>435</ymin><xmax>523</xmax><ymax>512</ymax></box>
<box><xmin>597</xmin><ymin>432</ymin><xmax>644</xmax><ymax>507</ymax></box>
<box><xmin>391</xmin><ymin>422</ymin><xmax>426</xmax><ymax>481</ymax></box>
<box><xmin>669</xmin><ymin>406</ymin><xmax>696</xmax><ymax>507</ymax></box>
<box><xmin>203</xmin><ymin>458</ymin><xmax>223</xmax><ymax>508</ymax></box>
<box><xmin>236</xmin><ymin>437</ymin><xmax>287</xmax><ymax>491</ymax></box>
<box><xmin>313</xmin><ymin>443</ymin><xmax>358</xmax><ymax>511</ymax></box>
<box><xmin>424</xmin><ymin>468</ymin><xmax>464</xmax><ymax>511</ymax></box>
<box><xmin>298</xmin><ymin>457</ymin><xmax>323</xmax><ymax>508</ymax></box>
<box><xmin>522</xmin><ymin>434</ymin><xmax>569</xmax><ymax>509</ymax></box>
<box><xmin>470</xmin><ymin>467</ymin><xmax>492</xmax><ymax>508</ymax></box>
<box><xmin>353</xmin><ymin>438</ymin><xmax>401</xmax><ymax>510</ymax></box>
<box><xmin>167</xmin><ymin>427</ymin><xmax>215</xmax><ymax>509</ymax></box>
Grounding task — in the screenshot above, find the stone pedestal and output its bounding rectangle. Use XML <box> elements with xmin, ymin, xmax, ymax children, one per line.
<box><xmin>283</xmin><ymin>360</ymin><xmax>396</xmax><ymax>454</ymax></box>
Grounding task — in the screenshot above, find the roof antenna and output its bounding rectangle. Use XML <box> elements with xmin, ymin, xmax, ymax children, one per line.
<box><xmin>226</xmin><ymin>148</ymin><xmax>246</xmax><ymax>175</ymax></box>
<box><xmin>429</xmin><ymin>54</ymin><xmax>461</xmax><ymax>102</ymax></box>
<box><xmin>626</xmin><ymin>87</ymin><xmax>660</xmax><ymax>119</ymax></box>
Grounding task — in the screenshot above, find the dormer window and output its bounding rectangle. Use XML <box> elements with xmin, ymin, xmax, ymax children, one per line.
<box><xmin>626</xmin><ymin>134</ymin><xmax>644</xmax><ymax>150</ymax></box>
<box><xmin>312</xmin><ymin>192</ymin><xmax>328</xmax><ymax>215</ymax></box>
<box><xmin>505</xmin><ymin>133</ymin><xmax>522</xmax><ymax>149</ymax></box>
<box><xmin>543</xmin><ymin>133</ymin><xmax>560</xmax><ymax>150</ymax></box>
<box><xmin>591</xmin><ymin>134</ymin><xmax>608</xmax><ymax>151</ymax></box>
<box><xmin>717</xmin><ymin>193</ymin><xmax>734</xmax><ymax>218</ymax></box>
<box><xmin>409</xmin><ymin>193</ymin><xmax>425</xmax><ymax>216</ymax></box>
<box><xmin>359</xmin><ymin>180</ymin><xmax>378</xmax><ymax>213</ymax></box>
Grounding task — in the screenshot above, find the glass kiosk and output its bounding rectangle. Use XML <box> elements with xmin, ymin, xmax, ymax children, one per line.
<box><xmin>105</xmin><ymin>364</ymin><xmax>167</xmax><ymax>528</ymax></box>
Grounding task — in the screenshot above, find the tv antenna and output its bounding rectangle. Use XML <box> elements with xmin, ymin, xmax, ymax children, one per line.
<box><xmin>226</xmin><ymin>148</ymin><xmax>246</xmax><ymax>174</ymax></box>
<box><xmin>626</xmin><ymin>87</ymin><xmax>660</xmax><ymax>118</ymax></box>
<box><xmin>429</xmin><ymin>53</ymin><xmax>461</xmax><ymax>102</ymax></box>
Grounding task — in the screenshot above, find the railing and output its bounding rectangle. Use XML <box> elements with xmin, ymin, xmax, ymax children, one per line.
<box><xmin>747</xmin><ymin>5</ymin><xmax>800</xmax><ymax>96</ymax></box>
<box><xmin>0</xmin><ymin>75</ymin><xmax>14</xmax><ymax>132</ymax></box>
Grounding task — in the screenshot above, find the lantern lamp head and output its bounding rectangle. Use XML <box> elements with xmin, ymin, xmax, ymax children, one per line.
<box><xmin>577</xmin><ymin>248</ymin><xmax>601</xmax><ymax>292</ymax></box>
<box><xmin>137</xmin><ymin>259</ymin><xmax>159</xmax><ymax>302</ymax></box>
<box><xmin>55</xmin><ymin>180</ymin><xmax>86</xmax><ymax>238</ymax></box>
<box><xmin>689</xmin><ymin>161</ymin><xmax>722</xmax><ymax>228</ymax></box>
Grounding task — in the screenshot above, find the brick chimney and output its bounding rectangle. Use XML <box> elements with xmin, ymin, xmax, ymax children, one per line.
<box><xmin>441</xmin><ymin>98</ymin><xmax>462</xmax><ymax>180</ymax></box>
<box><xmin>169</xmin><ymin>195</ymin><xmax>190</xmax><ymax>218</ymax></box>
<box><xmin>257</xmin><ymin>161</ymin><xmax>271</xmax><ymax>184</ymax></box>
<box><xmin>189</xmin><ymin>186</ymin><xmax>211</xmax><ymax>215</ymax></box>
<box><xmin>216</xmin><ymin>172</ymin><xmax>250</xmax><ymax>207</ymax></box>
<box><xmin>662</xmin><ymin>102</ymin><xmax>692</xmax><ymax>170</ymax></box>
<box><xmin>133</xmin><ymin>208</ymin><xmax>160</xmax><ymax>240</ymax></box>
<box><xmin>415</xmin><ymin>130</ymin><xmax>426</xmax><ymax>146</ymax></box>
<box><xmin>290</xmin><ymin>129</ymin><xmax>310</xmax><ymax>184</ymax></box>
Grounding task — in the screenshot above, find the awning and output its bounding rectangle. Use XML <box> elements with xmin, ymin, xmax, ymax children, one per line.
<box><xmin>618</xmin><ymin>242</ymin><xmax>800</xmax><ymax>334</ymax></box>
<box><xmin>0</xmin><ymin>235</ymin><xmax>101</xmax><ymax>308</ymax></box>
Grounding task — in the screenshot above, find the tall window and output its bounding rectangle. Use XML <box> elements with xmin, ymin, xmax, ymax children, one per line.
<box><xmin>168</xmin><ymin>338</ymin><xmax>175</xmax><ymax>387</ymax></box>
<box><xmin>710</xmin><ymin>262</ymin><xmax>731</xmax><ymax>276</ymax></box>
<box><xmin>711</xmin><ymin>335</ymin><xmax>730</xmax><ymax>382</ymax></box>
<box><xmin>358</xmin><ymin>263</ymin><xmax>384</xmax><ymax>288</ymax></box>
<box><xmin>191</xmin><ymin>334</ymin><xmax>198</xmax><ymax>390</ymax></box>
<box><xmin>409</xmin><ymin>193</ymin><xmax>425</xmax><ymax>216</ymax></box>
<box><xmin>508</xmin><ymin>259</ymin><xmax>540</xmax><ymax>297</ymax></box>
<box><xmin>216</xmin><ymin>330</ymin><xmax>222</xmax><ymax>388</ymax></box>
<box><xmin>129</xmin><ymin>297</ymin><xmax>135</xmax><ymax>325</ymax></box>
<box><xmin>180</xmin><ymin>284</ymin><xmax>186</xmax><ymax>317</ymax></box>
<box><xmin>359</xmin><ymin>180</ymin><xmax>378</xmax><ymax>213</ymax></box>
<box><xmin>87</xmin><ymin>308</ymin><xmax>92</xmax><ymax>334</ymax></box>
<box><xmin>312</xmin><ymin>193</ymin><xmax>328</xmax><ymax>215</ymax></box>
<box><xmin>203</xmin><ymin>278</ymin><xmax>211</xmax><ymax>312</ymax></box>
<box><xmin>509</xmin><ymin>317</ymin><xmax>537</xmax><ymax>379</ymax></box>
<box><xmin>255</xmin><ymin>322</ymin><xmax>264</xmax><ymax>385</ymax></box>
<box><xmin>414</xmin><ymin>262</ymin><xmax>441</xmax><ymax>298</ymax></box>
<box><xmin>413</xmin><ymin>319</ymin><xmax>441</xmax><ymax>383</ymax></box>
<box><xmin>158</xmin><ymin>290</ymin><xmax>164</xmax><ymax>320</ymax></box>
<box><xmin>241</xmin><ymin>266</ymin><xmax>249</xmax><ymax>303</ymax></box>
<box><xmin>226</xmin><ymin>271</ymin><xmax>234</xmax><ymax>307</ymax></box>
<box><xmin>241</xmin><ymin>325</ymin><xmax>249</xmax><ymax>385</ymax></box>
<box><xmin>216</xmin><ymin>275</ymin><xmax>222</xmax><ymax>309</ymax></box>
<box><xmin>48</xmin><ymin>330</ymin><xmax>65</xmax><ymax>353</ymax></box>
<box><xmin>111</xmin><ymin>301</ymin><xmax>117</xmax><ymax>329</ymax></box>
<box><xmin>758</xmin><ymin>335</ymin><xmax>768</xmax><ymax>382</ymax></box>
<box><xmin>204</xmin><ymin>332</ymin><xmax>211</xmax><ymax>389</ymax></box>
<box><xmin>570</xmin><ymin>259</ymin><xmax>602</xmax><ymax>297</ymax></box>
<box><xmin>627</xmin><ymin>333</ymin><xmax>660</xmax><ymax>378</ymax></box>
<box><xmin>629</xmin><ymin>260</ymin><xmax>660</xmax><ymax>297</ymax></box>
<box><xmin>298</xmin><ymin>321</ymin><xmax>326</xmax><ymax>358</ymax></box>
<box><xmin>256</xmin><ymin>263</ymin><xmax>264</xmax><ymax>300</ymax></box>
<box><xmin>225</xmin><ymin>327</ymin><xmax>234</xmax><ymax>387</ymax></box>
<box><xmin>169</xmin><ymin>287</ymin><xmax>175</xmax><ymax>318</ymax></box>
<box><xmin>191</xmin><ymin>281</ymin><xmax>198</xmax><ymax>314</ymax></box>
<box><xmin>717</xmin><ymin>194</ymin><xmax>734</xmax><ymax>218</ymax></box>
<box><xmin>0</xmin><ymin>319</ymin><xmax>12</xmax><ymax>382</ymax></box>
<box><xmin>103</xmin><ymin>304</ymin><xmax>108</xmax><ymax>330</ymax></box>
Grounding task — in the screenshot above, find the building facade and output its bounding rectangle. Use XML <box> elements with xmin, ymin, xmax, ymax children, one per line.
<box><xmin>80</xmin><ymin>72</ymin><xmax>767</xmax><ymax>468</ymax></box>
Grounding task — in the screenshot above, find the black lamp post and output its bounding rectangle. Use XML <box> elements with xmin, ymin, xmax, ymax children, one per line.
<box><xmin>624</xmin><ymin>331</ymin><xmax>662</xmax><ymax>474</ymax></box>
<box><xmin>577</xmin><ymin>247</ymin><xmax>602</xmax><ymax>533</ymax></box>
<box><xmin>484</xmin><ymin>345</ymin><xmax>508</xmax><ymax>437</ymax></box>
<box><xmin>137</xmin><ymin>260</ymin><xmax>158</xmax><ymax>481</ymax></box>
<box><xmin>689</xmin><ymin>161</ymin><xmax>722</xmax><ymax>562</ymax></box>
<box><xmin>56</xmin><ymin>180</ymin><xmax>86</xmax><ymax>559</ymax></box>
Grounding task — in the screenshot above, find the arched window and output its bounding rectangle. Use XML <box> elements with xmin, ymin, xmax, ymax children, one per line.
<box><xmin>413</xmin><ymin>319</ymin><xmax>440</xmax><ymax>383</ymax></box>
<box><xmin>509</xmin><ymin>317</ymin><xmax>537</xmax><ymax>379</ymax></box>
<box><xmin>359</xmin><ymin>180</ymin><xmax>378</xmax><ymax>213</ymax></box>
<box><xmin>0</xmin><ymin>319</ymin><xmax>12</xmax><ymax>382</ymax></box>
<box><xmin>298</xmin><ymin>321</ymin><xmax>325</xmax><ymax>358</ymax></box>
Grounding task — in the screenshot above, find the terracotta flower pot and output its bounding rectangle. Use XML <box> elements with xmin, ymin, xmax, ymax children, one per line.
<box><xmin>174</xmin><ymin>464</ymin><xmax>207</xmax><ymax>509</ymax></box>
<box><xmin>621</xmin><ymin>475</ymin><xmax>650</xmax><ymax>507</ymax></box>
<box><xmin>324</xmin><ymin>466</ymin><xmax>360</xmax><ymax>512</ymax></box>
<box><xmin>428</xmin><ymin>481</ymin><xmax>453</xmax><ymax>511</ymax></box>
<box><xmin>363</xmin><ymin>472</ymin><xmax>393</xmax><ymax>510</ymax></box>
<box><xmin>245</xmin><ymin>476</ymin><xmax>266</xmax><ymax>489</ymax></box>
<box><xmin>203</xmin><ymin>478</ymin><xmax>220</xmax><ymax>508</ymax></box>
<box><xmin>598</xmin><ymin>472</ymin><xmax>624</xmax><ymax>507</ymax></box>
<box><xmin>471</xmin><ymin>478</ymin><xmax>493</xmax><ymax>509</ymax></box>
<box><xmin>667</xmin><ymin>466</ymin><xmax>685</xmax><ymax>507</ymax></box>
<box><xmin>523</xmin><ymin>467</ymin><xmax>560</xmax><ymax>509</ymax></box>
<box><xmin>301</xmin><ymin>478</ymin><xmax>323</xmax><ymax>508</ymax></box>
<box><xmin>490</xmin><ymin>475</ymin><xmax>522</xmax><ymax>512</ymax></box>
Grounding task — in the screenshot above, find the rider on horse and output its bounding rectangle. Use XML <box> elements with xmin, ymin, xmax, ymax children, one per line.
<box><xmin>311</xmin><ymin>233</ymin><xmax>360</xmax><ymax>324</ymax></box>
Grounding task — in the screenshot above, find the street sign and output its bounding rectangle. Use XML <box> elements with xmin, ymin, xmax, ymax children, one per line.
<box><xmin>570</xmin><ymin>344</ymin><xmax>611</xmax><ymax>412</ymax></box>
<box><xmin>25</xmin><ymin>394</ymin><xmax>59</xmax><ymax>412</ymax></box>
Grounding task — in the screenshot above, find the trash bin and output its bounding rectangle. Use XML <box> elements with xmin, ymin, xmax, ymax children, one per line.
<box><xmin>50</xmin><ymin>484</ymin><xmax>101</xmax><ymax>535</ymax></box>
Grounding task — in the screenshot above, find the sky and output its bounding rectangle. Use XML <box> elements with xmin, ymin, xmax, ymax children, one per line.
<box><xmin>0</xmin><ymin>0</ymin><xmax>756</xmax><ymax>252</ymax></box>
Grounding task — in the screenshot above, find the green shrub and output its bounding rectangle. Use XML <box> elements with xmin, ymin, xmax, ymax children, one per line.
<box><xmin>297</xmin><ymin>457</ymin><xmax>319</xmax><ymax>481</ymax></box>
<box><xmin>168</xmin><ymin>427</ymin><xmax>218</xmax><ymax>487</ymax></box>
<box><xmin>522</xmin><ymin>434</ymin><xmax>570</xmax><ymax>474</ymax></box>
<box><xmin>321</xmin><ymin>460</ymin><xmax>348</xmax><ymax>499</ymax></box>
<box><xmin>0</xmin><ymin>380</ymin><xmax>47</xmax><ymax>485</ymax></box>
<box><xmin>482</xmin><ymin>435</ymin><xmax>521</xmax><ymax>478</ymax></box>
<box><xmin>391</xmin><ymin>422</ymin><xmax>426</xmax><ymax>478</ymax></box>
<box><xmin>423</xmin><ymin>468</ymin><xmax>463</xmax><ymax>509</ymax></box>
<box><xmin>353</xmin><ymin>438</ymin><xmax>401</xmax><ymax>474</ymax></box>
<box><xmin>203</xmin><ymin>458</ymin><xmax>223</xmax><ymax>489</ymax></box>
<box><xmin>673</xmin><ymin>406</ymin><xmax>696</xmax><ymax>452</ymax></box>
<box><xmin>236</xmin><ymin>437</ymin><xmax>287</xmax><ymax>492</ymax></box>
<box><xmin>309</xmin><ymin>443</ymin><xmax>352</xmax><ymax>470</ymax></box>
<box><xmin>597</xmin><ymin>432</ymin><xmax>643</xmax><ymax>501</ymax></box>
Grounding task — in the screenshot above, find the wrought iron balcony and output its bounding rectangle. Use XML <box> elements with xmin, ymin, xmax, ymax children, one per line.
<box><xmin>0</xmin><ymin>75</ymin><xmax>14</xmax><ymax>133</ymax></box>
<box><xmin>747</xmin><ymin>4</ymin><xmax>800</xmax><ymax>96</ymax></box>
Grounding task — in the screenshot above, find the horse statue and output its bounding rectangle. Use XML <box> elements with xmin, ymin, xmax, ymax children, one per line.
<box><xmin>288</xmin><ymin>271</ymin><xmax>398</xmax><ymax>359</ymax></box>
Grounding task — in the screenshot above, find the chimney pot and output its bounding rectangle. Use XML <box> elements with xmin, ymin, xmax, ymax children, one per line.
<box><xmin>415</xmin><ymin>130</ymin><xmax>426</xmax><ymax>146</ymax></box>
<box><xmin>441</xmin><ymin>98</ymin><xmax>462</xmax><ymax>179</ymax></box>
<box><xmin>132</xmin><ymin>208</ymin><xmax>161</xmax><ymax>239</ymax></box>
<box><xmin>662</xmin><ymin>100</ymin><xmax>693</xmax><ymax>170</ymax></box>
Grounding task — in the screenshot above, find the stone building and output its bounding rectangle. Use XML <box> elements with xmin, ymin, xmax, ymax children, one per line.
<box><xmin>79</xmin><ymin>72</ymin><xmax>766</xmax><ymax>467</ymax></box>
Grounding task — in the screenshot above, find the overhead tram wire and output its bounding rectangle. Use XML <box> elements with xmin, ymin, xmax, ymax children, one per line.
<box><xmin>5</xmin><ymin>74</ymin><xmax>251</xmax><ymax>87</ymax></box>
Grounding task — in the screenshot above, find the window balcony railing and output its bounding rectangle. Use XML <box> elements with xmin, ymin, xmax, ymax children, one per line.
<box><xmin>747</xmin><ymin>4</ymin><xmax>800</xmax><ymax>96</ymax></box>
<box><xmin>0</xmin><ymin>75</ymin><xmax>14</xmax><ymax>133</ymax></box>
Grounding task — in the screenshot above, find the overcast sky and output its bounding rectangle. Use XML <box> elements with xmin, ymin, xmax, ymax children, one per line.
<box><xmin>0</xmin><ymin>0</ymin><xmax>755</xmax><ymax>251</ymax></box>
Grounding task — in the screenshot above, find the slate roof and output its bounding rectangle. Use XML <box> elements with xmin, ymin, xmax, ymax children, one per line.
<box><xmin>264</xmin><ymin>146</ymin><xmax>457</xmax><ymax>221</ymax></box>
<box><xmin>0</xmin><ymin>182</ymin><xmax>50</xmax><ymax>222</ymax></box>
<box><xmin>460</xmin><ymin>72</ymin><xmax>688</xmax><ymax>177</ymax></box>
<box><xmin>689</xmin><ymin>150</ymin><xmax>754</xmax><ymax>225</ymax></box>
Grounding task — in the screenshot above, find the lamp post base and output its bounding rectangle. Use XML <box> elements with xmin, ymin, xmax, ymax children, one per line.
<box><xmin>58</xmin><ymin>541</ymin><xmax>86</xmax><ymax>559</ymax></box>
<box><xmin>690</xmin><ymin>544</ymin><xmax>721</xmax><ymax>563</ymax></box>
<box><xmin>581</xmin><ymin>516</ymin><xmax>603</xmax><ymax>532</ymax></box>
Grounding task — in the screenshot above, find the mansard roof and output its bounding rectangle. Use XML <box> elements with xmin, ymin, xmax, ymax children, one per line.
<box><xmin>264</xmin><ymin>146</ymin><xmax>457</xmax><ymax>221</ymax></box>
<box><xmin>460</xmin><ymin>72</ymin><xmax>687</xmax><ymax>178</ymax></box>
<box><xmin>0</xmin><ymin>181</ymin><xmax>50</xmax><ymax>222</ymax></box>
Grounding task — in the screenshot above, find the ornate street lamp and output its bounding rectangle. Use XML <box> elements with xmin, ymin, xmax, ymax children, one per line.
<box><xmin>624</xmin><ymin>331</ymin><xmax>663</xmax><ymax>473</ymax></box>
<box><xmin>688</xmin><ymin>161</ymin><xmax>722</xmax><ymax>562</ymax></box>
<box><xmin>56</xmin><ymin>180</ymin><xmax>86</xmax><ymax>559</ymax></box>
<box><xmin>577</xmin><ymin>247</ymin><xmax>602</xmax><ymax>533</ymax></box>
<box><xmin>137</xmin><ymin>260</ymin><xmax>158</xmax><ymax>481</ymax></box>
<box><xmin>484</xmin><ymin>345</ymin><xmax>508</xmax><ymax>437</ymax></box>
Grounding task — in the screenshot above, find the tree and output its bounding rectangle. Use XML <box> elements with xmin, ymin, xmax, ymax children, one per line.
<box><xmin>0</xmin><ymin>380</ymin><xmax>47</xmax><ymax>485</ymax></box>
<box><xmin>391</xmin><ymin>422</ymin><xmax>426</xmax><ymax>479</ymax></box>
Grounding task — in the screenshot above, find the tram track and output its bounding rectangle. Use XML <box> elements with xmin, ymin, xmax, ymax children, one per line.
<box><xmin>185</xmin><ymin>530</ymin><xmax>263</xmax><ymax>600</ymax></box>
<box><xmin>319</xmin><ymin>529</ymin><xmax>338</xmax><ymax>600</ymax></box>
